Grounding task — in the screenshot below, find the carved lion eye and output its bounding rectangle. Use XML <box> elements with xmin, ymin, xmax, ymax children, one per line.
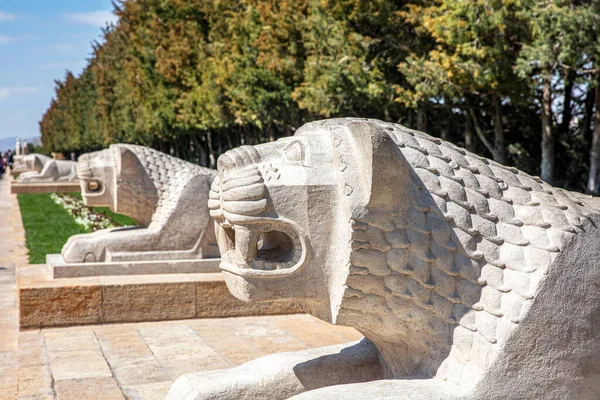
<box><xmin>284</xmin><ymin>141</ymin><xmax>305</xmax><ymax>164</ymax></box>
<box><xmin>88</xmin><ymin>181</ymin><xmax>101</xmax><ymax>192</ymax></box>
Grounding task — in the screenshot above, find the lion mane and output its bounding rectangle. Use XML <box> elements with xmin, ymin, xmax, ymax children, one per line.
<box><xmin>299</xmin><ymin>118</ymin><xmax>600</xmax><ymax>384</ymax></box>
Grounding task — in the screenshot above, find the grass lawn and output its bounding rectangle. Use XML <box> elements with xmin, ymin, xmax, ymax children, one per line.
<box><xmin>18</xmin><ymin>193</ymin><xmax>89</xmax><ymax>264</ymax></box>
<box><xmin>18</xmin><ymin>193</ymin><xmax>138</xmax><ymax>264</ymax></box>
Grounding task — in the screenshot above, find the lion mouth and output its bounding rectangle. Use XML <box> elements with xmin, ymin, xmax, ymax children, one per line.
<box><xmin>217</xmin><ymin>221</ymin><xmax>304</xmax><ymax>277</ymax></box>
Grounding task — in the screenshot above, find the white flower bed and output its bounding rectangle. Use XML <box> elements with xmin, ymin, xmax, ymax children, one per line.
<box><xmin>51</xmin><ymin>193</ymin><xmax>118</xmax><ymax>231</ymax></box>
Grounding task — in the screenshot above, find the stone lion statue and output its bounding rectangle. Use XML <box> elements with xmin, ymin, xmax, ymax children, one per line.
<box><xmin>12</xmin><ymin>154</ymin><xmax>50</xmax><ymax>175</ymax></box>
<box><xmin>61</xmin><ymin>144</ymin><xmax>219</xmax><ymax>264</ymax></box>
<box><xmin>16</xmin><ymin>156</ymin><xmax>77</xmax><ymax>183</ymax></box>
<box><xmin>168</xmin><ymin>118</ymin><xmax>600</xmax><ymax>400</ymax></box>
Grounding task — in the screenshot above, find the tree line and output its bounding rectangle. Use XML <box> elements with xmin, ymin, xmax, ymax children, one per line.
<box><xmin>39</xmin><ymin>0</ymin><xmax>600</xmax><ymax>193</ymax></box>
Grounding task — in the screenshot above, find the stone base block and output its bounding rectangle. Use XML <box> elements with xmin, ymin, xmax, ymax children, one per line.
<box><xmin>17</xmin><ymin>264</ymin><xmax>303</xmax><ymax>330</ymax></box>
<box><xmin>11</xmin><ymin>182</ymin><xmax>80</xmax><ymax>194</ymax></box>
<box><xmin>46</xmin><ymin>254</ymin><xmax>221</xmax><ymax>278</ymax></box>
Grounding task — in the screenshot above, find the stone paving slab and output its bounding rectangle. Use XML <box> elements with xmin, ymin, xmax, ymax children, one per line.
<box><xmin>17</xmin><ymin>315</ymin><xmax>362</xmax><ymax>400</ymax></box>
<box><xmin>0</xmin><ymin>173</ymin><xmax>27</xmax><ymax>400</ymax></box>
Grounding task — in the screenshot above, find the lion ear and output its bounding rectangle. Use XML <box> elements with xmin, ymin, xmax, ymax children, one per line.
<box><xmin>116</xmin><ymin>146</ymin><xmax>144</xmax><ymax>179</ymax></box>
<box><xmin>34</xmin><ymin>155</ymin><xmax>45</xmax><ymax>172</ymax></box>
<box><xmin>347</xmin><ymin>122</ymin><xmax>412</xmax><ymax>211</ymax></box>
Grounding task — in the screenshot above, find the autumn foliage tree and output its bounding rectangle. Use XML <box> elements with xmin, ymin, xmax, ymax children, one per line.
<box><xmin>39</xmin><ymin>0</ymin><xmax>600</xmax><ymax>192</ymax></box>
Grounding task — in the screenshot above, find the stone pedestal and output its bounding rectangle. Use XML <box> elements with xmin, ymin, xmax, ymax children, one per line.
<box><xmin>10</xmin><ymin>182</ymin><xmax>81</xmax><ymax>194</ymax></box>
<box><xmin>17</xmin><ymin>264</ymin><xmax>303</xmax><ymax>329</ymax></box>
<box><xmin>47</xmin><ymin>253</ymin><xmax>221</xmax><ymax>278</ymax></box>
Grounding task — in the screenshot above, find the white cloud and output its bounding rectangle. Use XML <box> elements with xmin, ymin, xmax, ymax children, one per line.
<box><xmin>0</xmin><ymin>35</ymin><xmax>16</xmax><ymax>45</ymax></box>
<box><xmin>64</xmin><ymin>11</ymin><xmax>117</xmax><ymax>28</ymax></box>
<box><xmin>0</xmin><ymin>86</ymin><xmax>40</xmax><ymax>101</ymax></box>
<box><xmin>0</xmin><ymin>11</ymin><xmax>16</xmax><ymax>22</ymax></box>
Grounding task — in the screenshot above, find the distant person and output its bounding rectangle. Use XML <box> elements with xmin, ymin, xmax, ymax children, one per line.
<box><xmin>7</xmin><ymin>149</ymin><xmax>13</xmax><ymax>168</ymax></box>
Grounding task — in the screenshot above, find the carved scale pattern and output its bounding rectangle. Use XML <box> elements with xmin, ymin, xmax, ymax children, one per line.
<box><xmin>118</xmin><ymin>145</ymin><xmax>216</xmax><ymax>227</ymax></box>
<box><xmin>315</xmin><ymin>118</ymin><xmax>600</xmax><ymax>385</ymax></box>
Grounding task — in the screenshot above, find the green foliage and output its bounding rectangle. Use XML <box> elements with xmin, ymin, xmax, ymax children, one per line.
<box><xmin>38</xmin><ymin>0</ymin><xmax>600</xmax><ymax>190</ymax></box>
<box><xmin>400</xmin><ymin>0</ymin><xmax>528</xmax><ymax>97</ymax></box>
<box><xmin>515</xmin><ymin>0</ymin><xmax>588</xmax><ymax>80</ymax></box>
<box><xmin>26</xmin><ymin>142</ymin><xmax>50</xmax><ymax>156</ymax></box>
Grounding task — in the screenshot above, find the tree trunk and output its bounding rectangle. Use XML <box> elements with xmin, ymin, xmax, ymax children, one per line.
<box><xmin>193</xmin><ymin>134</ymin><xmax>207</xmax><ymax>167</ymax></box>
<box><xmin>492</xmin><ymin>93</ymin><xmax>506</xmax><ymax>164</ymax></box>
<box><xmin>417</xmin><ymin>108</ymin><xmax>428</xmax><ymax>133</ymax></box>
<box><xmin>269</xmin><ymin>125</ymin><xmax>275</xmax><ymax>142</ymax></box>
<box><xmin>540</xmin><ymin>76</ymin><xmax>554</xmax><ymax>184</ymax></box>
<box><xmin>583</xmin><ymin>87</ymin><xmax>595</xmax><ymax>147</ymax></box>
<box><xmin>466</xmin><ymin>98</ymin><xmax>496</xmax><ymax>159</ymax></box>
<box><xmin>558</xmin><ymin>70</ymin><xmax>575</xmax><ymax>138</ymax></box>
<box><xmin>440</xmin><ymin>101</ymin><xmax>449</xmax><ymax>141</ymax></box>
<box><xmin>465</xmin><ymin>111</ymin><xmax>474</xmax><ymax>152</ymax></box>
<box><xmin>173</xmin><ymin>140</ymin><xmax>180</xmax><ymax>158</ymax></box>
<box><xmin>240</xmin><ymin>126</ymin><xmax>245</xmax><ymax>145</ymax></box>
<box><xmin>225</xmin><ymin>129</ymin><xmax>234</xmax><ymax>151</ymax></box>
<box><xmin>586</xmin><ymin>85</ymin><xmax>600</xmax><ymax>195</ymax></box>
<box><xmin>440</xmin><ymin>124</ymin><xmax>449</xmax><ymax>141</ymax></box>
<box><xmin>207</xmin><ymin>130</ymin><xmax>216</xmax><ymax>169</ymax></box>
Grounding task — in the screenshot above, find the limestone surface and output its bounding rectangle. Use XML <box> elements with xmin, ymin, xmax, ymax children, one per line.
<box><xmin>61</xmin><ymin>144</ymin><xmax>219</xmax><ymax>264</ymax></box>
<box><xmin>170</xmin><ymin>118</ymin><xmax>600</xmax><ymax>399</ymax></box>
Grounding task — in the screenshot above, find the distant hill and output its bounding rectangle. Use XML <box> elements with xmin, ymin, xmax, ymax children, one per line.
<box><xmin>0</xmin><ymin>137</ymin><xmax>41</xmax><ymax>152</ymax></box>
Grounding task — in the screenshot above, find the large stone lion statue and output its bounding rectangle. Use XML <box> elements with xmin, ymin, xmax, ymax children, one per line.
<box><xmin>16</xmin><ymin>155</ymin><xmax>77</xmax><ymax>183</ymax></box>
<box><xmin>168</xmin><ymin>118</ymin><xmax>600</xmax><ymax>399</ymax></box>
<box><xmin>61</xmin><ymin>144</ymin><xmax>219</xmax><ymax>264</ymax></box>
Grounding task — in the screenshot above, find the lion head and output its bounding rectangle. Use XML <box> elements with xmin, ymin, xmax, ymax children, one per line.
<box><xmin>209</xmin><ymin>120</ymin><xmax>417</xmax><ymax>324</ymax></box>
<box><xmin>77</xmin><ymin>145</ymin><xmax>158</xmax><ymax>227</ymax></box>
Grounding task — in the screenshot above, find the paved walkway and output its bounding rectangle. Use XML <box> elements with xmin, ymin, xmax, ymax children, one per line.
<box><xmin>0</xmin><ymin>175</ymin><xmax>363</xmax><ymax>400</ymax></box>
<box><xmin>0</xmin><ymin>173</ymin><xmax>27</xmax><ymax>399</ymax></box>
<box><xmin>19</xmin><ymin>315</ymin><xmax>361</xmax><ymax>400</ymax></box>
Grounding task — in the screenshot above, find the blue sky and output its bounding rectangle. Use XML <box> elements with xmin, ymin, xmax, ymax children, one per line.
<box><xmin>0</xmin><ymin>0</ymin><xmax>116</xmax><ymax>140</ymax></box>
